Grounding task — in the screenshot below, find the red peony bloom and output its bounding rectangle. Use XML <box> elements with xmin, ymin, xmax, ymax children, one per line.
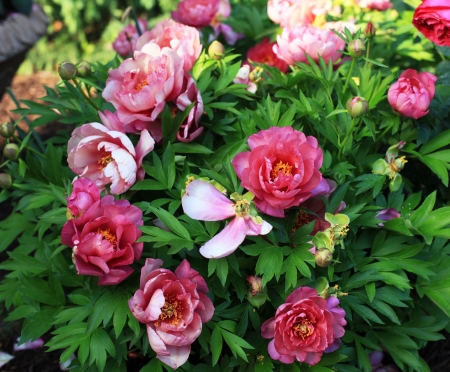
<box><xmin>413</xmin><ymin>0</ymin><xmax>450</xmax><ymax>47</ymax></box>
<box><xmin>245</xmin><ymin>38</ymin><xmax>289</xmax><ymax>73</ymax></box>
<box><xmin>261</xmin><ymin>287</ymin><xmax>346</xmax><ymax>365</ymax></box>
<box><xmin>129</xmin><ymin>259</ymin><xmax>214</xmax><ymax>369</ymax></box>
<box><xmin>232</xmin><ymin>127</ymin><xmax>323</xmax><ymax>218</ymax></box>
<box><xmin>61</xmin><ymin>196</ymin><xmax>144</xmax><ymax>285</ymax></box>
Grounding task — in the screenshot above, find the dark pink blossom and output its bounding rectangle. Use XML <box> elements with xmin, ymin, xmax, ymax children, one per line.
<box><xmin>67</xmin><ymin>177</ymin><xmax>100</xmax><ymax>219</ymax></box>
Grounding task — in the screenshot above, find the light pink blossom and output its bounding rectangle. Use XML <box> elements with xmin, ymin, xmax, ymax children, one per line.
<box><xmin>128</xmin><ymin>259</ymin><xmax>214</xmax><ymax>369</ymax></box>
<box><xmin>172</xmin><ymin>0</ymin><xmax>220</xmax><ymax>28</ymax></box>
<box><xmin>113</xmin><ymin>19</ymin><xmax>148</xmax><ymax>57</ymax></box>
<box><xmin>67</xmin><ymin>123</ymin><xmax>154</xmax><ymax>194</ymax></box>
<box><xmin>274</xmin><ymin>25</ymin><xmax>345</xmax><ymax>66</ymax></box>
<box><xmin>135</xmin><ymin>19</ymin><xmax>202</xmax><ymax>71</ymax></box>
<box><xmin>182</xmin><ymin>180</ymin><xmax>272</xmax><ymax>258</ymax></box>
<box><xmin>356</xmin><ymin>0</ymin><xmax>393</xmax><ymax>11</ymax></box>
<box><xmin>233</xmin><ymin>65</ymin><xmax>257</xmax><ymax>93</ymax></box>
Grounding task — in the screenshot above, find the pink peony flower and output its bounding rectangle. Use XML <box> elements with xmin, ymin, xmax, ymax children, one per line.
<box><xmin>172</xmin><ymin>0</ymin><xmax>220</xmax><ymax>28</ymax></box>
<box><xmin>413</xmin><ymin>0</ymin><xmax>450</xmax><ymax>47</ymax></box>
<box><xmin>356</xmin><ymin>0</ymin><xmax>393</xmax><ymax>11</ymax></box>
<box><xmin>67</xmin><ymin>123</ymin><xmax>154</xmax><ymax>194</ymax></box>
<box><xmin>61</xmin><ymin>195</ymin><xmax>144</xmax><ymax>285</ymax></box>
<box><xmin>274</xmin><ymin>25</ymin><xmax>345</xmax><ymax>66</ymax></box>
<box><xmin>182</xmin><ymin>180</ymin><xmax>272</xmax><ymax>258</ymax></box>
<box><xmin>67</xmin><ymin>177</ymin><xmax>100</xmax><ymax>219</ymax></box>
<box><xmin>128</xmin><ymin>258</ymin><xmax>214</xmax><ymax>369</ymax></box>
<box><xmin>113</xmin><ymin>19</ymin><xmax>148</xmax><ymax>57</ymax></box>
<box><xmin>245</xmin><ymin>38</ymin><xmax>289</xmax><ymax>73</ymax></box>
<box><xmin>135</xmin><ymin>19</ymin><xmax>202</xmax><ymax>71</ymax></box>
<box><xmin>232</xmin><ymin>127</ymin><xmax>323</xmax><ymax>218</ymax></box>
<box><xmin>387</xmin><ymin>69</ymin><xmax>437</xmax><ymax>119</ymax></box>
<box><xmin>233</xmin><ymin>65</ymin><xmax>258</xmax><ymax>93</ymax></box>
<box><xmin>267</xmin><ymin>0</ymin><xmax>332</xmax><ymax>29</ymax></box>
<box><xmin>261</xmin><ymin>287</ymin><xmax>346</xmax><ymax>365</ymax></box>
<box><xmin>102</xmin><ymin>44</ymin><xmax>184</xmax><ymax>128</ymax></box>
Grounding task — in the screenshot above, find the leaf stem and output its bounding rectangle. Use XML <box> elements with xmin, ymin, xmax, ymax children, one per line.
<box><xmin>13</xmin><ymin>135</ymin><xmax>46</xmax><ymax>159</ymax></box>
<box><xmin>343</xmin><ymin>58</ymin><xmax>356</xmax><ymax>94</ymax></box>
<box><xmin>338</xmin><ymin>117</ymin><xmax>357</xmax><ymax>160</ymax></box>
<box><xmin>73</xmin><ymin>78</ymin><xmax>101</xmax><ymax>111</ymax></box>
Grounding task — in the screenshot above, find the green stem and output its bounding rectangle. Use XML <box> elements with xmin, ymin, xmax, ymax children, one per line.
<box><xmin>73</xmin><ymin>79</ymin><xmax>101</xmax><ymax>111</ymax></box>
<box><xmin>13</xmin><ymin>135</ymin><xmax>46</xmax><ymax>159</ymax></box>
<box><xmin>343</xmin><ymin>58</ymin><xmax>356</xmax><ymax>94</ymax></box>
<box><xmin>375</xmin><ymin>121</ymin><xmax>395</xmax><ymax>143</ymax></box>
<box><xmin>131</xmin><ymin>8</ymin><xmax>142</xmax><ymax>36</ymax></box>
<box><xmin>436</xmin><ymin>48</ymin><xmax>446</xmax><ymax>62</ymax></box>
<box><xmin>0</xmin><ymin>160</ymin><xmax>10</xmax><ymax>168</ymax></box>
<box><xmin>338</xmin><ymin>117</ymin><xmax>357</xmax><ymax>160</ymax></box>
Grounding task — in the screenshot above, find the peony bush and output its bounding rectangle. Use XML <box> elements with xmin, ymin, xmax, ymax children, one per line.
<box><xmin>1</xmin><ymin>0</ymin><xmax>450</xmax><ymax>371</ymax></box>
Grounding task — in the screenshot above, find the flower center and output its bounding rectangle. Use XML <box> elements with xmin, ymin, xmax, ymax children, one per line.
<box><xmin>235</xmin><ymin>199</ymin><xmax>249</xmax><ymax>217</ymax></box>
<box><xmin>271</xmin><ymin>160</ymin><xmax>293</xmax><ymax>180</ymax></box>
<box><xmin>293</xmin><ymin>318</ymin><xmax>315</xmax><ymax>340</ymax></box>
<box><xmin>292</xmin><ymin>210</ymin><xmax>315</xmax><ymax>233</ymax></box>
<box><xmin>97</xmin><ymin>228</ymin><xmax>116</xmax><ymax>250</ymax></box>
<box><xmin>155</xmin><ymin>294</ymin><xmax>183</xmax><ymax>326</ymax></box>
<box><xmin>135</xmin><ymin>79</ymin><xmax>149</xmax><ymax>92</ymax></box>
<box><xmin>387</xmin><ymin>156</ymin><xmax>407</xmax><ymax>179</ymax></box>
<box><xmin>98</xmin><ymin>152</ymin><xmax>113</xmax><ymax>172</ymax></box>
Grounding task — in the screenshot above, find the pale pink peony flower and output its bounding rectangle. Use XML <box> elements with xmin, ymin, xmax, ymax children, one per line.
<box><xmin>102</xmin><ymin>44</ymin><xmax>184</xmax><ymax>128</ymax></box>
<box><xmin>356</xmin><ymin>0</ymin><xmax>393</xmax><ymax>11</ymax></box>
<box><xmin>233</xmin><ymin>65</ymin><xmax>258</xmax><ymax>93</ymax></box>
<box><xmin>182</xmin><ymin>180</ymin><xmax>272</xmax><ymax>258</ymax></box>
<box><xmin>387</xmin><ymin>69</ymin><xmax>437</xmax><ymax>119</ymax></box>
<box><xmin>113</xmin><ymin>19</ymin><xmax>148</xmax><ymax>57</ymax></box>
<box><xmin>261</xmin><ymin>287</ymin><xmax>346</xmax><ymax>365</ymax></box>
<box><xmin>61</xmin><ymin>196</ymin><xmax>144</xmax><ymax>285</ymax></box>
<box><xmin>67</xmin><ymin>177</ymin><xmax>100</xmax><ymax>219</ymax></box>
<box><xmin>172</xmin><ymin>0</ymin><xmax>220</xmax><ymax>28</ymax></box>
<box><xmin>128</xmin><ymin>258</ymin><xmax>214</xmax><ymax>369</ymax></box>
<box><xmin>274</xmin><ymin>25</ymin><xmax>346</xmax><ymax>66</ymax></box>
<box><xmin>232</xmin><ymin>127</ymin><xmax>323</xmax><ymax>218</ymax></box>
<box><xmin>135</xmin><ymin>19</ymin><xmax>202</xmax><ymax>71</ymax></box>
<box><xmin>67</xmin><ymin>123</ymin><xmax>154</xmax><ymax>194</ymax></box>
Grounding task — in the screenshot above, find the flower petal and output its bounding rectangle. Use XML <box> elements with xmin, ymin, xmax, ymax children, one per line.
<box><xmin>157</xmin><ymin>344</ymin><xmax>191</xmax><ymax>370</ymax></box>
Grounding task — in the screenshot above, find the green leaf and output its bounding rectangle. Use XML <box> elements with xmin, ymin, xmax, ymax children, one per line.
<box><xmin>172</xmin><ymin>142</ymin><xmax>213</xmax><ymax>154</ymax></box>
<box><xmin>21</xmin><ymin>307</ymin><xmax>60</xmax><ymax>342</ymax></box>
<box><xmin>18</xmin><ymin>272</ymin><xmax>65</xmax><ymax>306</ymax></box>
<box><xmin>420</xmin><ymin>129</ymin><xmax>450</xmax><ymax>154</ymax></box>
<box><xmin>147</xmin><ymin>207</ymin><xmax>191</xmax><ymax>240</ymax></box>
<box><xmin>211</xmin><ymin>325</ymin><xmax>223</xmax><ymax>366</ymax></box>
<box><xmin>140</xmin><ymin>359</ymin><xmax>163</xmax><ymax>372</ymax></box>
<box><xmin>410</xmin><ymin>191</ymin><xmax>436</xmax><ymax>228</ymax></box>
<box><xmin>89</xmin><ymin>328</ymin><xmax>116</xmax><ymax>372</ymax></box>
<box><xmin>256</xmin><ymin>245</ymin><xmax>283</xmax><ymax>286</ymax></box>
<box><xmin>219</xmin><ymin>327</ymin><xmax>254</xmax><ymax>362</ymax></box>
<box><xmin>355</xmin><ymin>337</ymin><xmax>372</xmax><ymax>372</ymax></box>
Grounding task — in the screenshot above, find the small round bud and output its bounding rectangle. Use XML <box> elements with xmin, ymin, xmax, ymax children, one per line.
<box><xmin>58</xmin><ymin>61</ymin><xmax>76</xmax><ymax>80</ymax></box>
<box><xmin>0</xmin><ymin>173</ymin><xmax>12</xmax><ymax>189</ymax></box>
<box><xmin>0</xmin><ymin>122</ymin><xmax>14</xmax><ymax>138</ymax></box>
<box><xmin>77</xmin><ymin>60</ymin><xmax>91</xmax><ymax>77</ymax></box>
<box><xmin>208</xmin><ymin>41</ymin><xmax>225</xmax><ymax>60</ymax></box>
<box><xmin>346</xmin><ymin>96</ymin><xmax>369</xmax><ymax>118</ymax></box>
<box><xmin>246</xmin><ymin>292</ymin><xmax>268</xmax><ymax>308</ymax></box>
<box><xmin>348</xmin><ymin>39</ymin><xmax>366</xmax><ymax>58</ymax></box>
<box><xmin>365</xmin><ymin>22</ymin><xmax>376</xmax><ymax>39</ymax></box>
<box><xmin>315</xmin><ymin>249</ymin><xmax>333</xmax><ymax>267</ymax></box>
<box><xmin>3</xmin><ymin>143</ymin><xmax>20</xmax><ymax>160</ymax></box>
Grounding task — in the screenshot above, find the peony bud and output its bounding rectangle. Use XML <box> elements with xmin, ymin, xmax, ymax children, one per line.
<box><xmin>0</xmin><ymin>173</ymin><xmax>12</xmax><ymax>189</ymax></box>
<box><xmin>315</xmin><ymin>249</ymin><xmax>333</xmax><ymax>267</ymax></box>
<box><xmin>346</xmin><ymin>96</ymin><xmax>369</xmax><ymax>117</ymax></box>
<box><xmin>208</xmin><ymin>41</ymin><xmax>225</xmax><ymax>60</ymax></box>
<box><xmin>0</xmin><ymin>122</ymin><xmax>14</xmax><ymax>138</ymax></box>
<box><xmin>365</xmin><ymin>22</ymin><xmax>376</xmax><ymax>39</ymax></box>
<box><xmin>348</xmin><ymin>39</ymin><xmax>366</xmax><ymax>58</ymax></box>
<box><xmin>3</xmin><ymin>143</ymin><xmax>20</xmax><ymax>160</ymax></box>
<box><xmin>76</xmin><ymin>60</ymin><xmax>91</xmax><ymax>77</ymax></box>
<box><xmin>246</xmin><ymin>275</ymin><xmax>263</xmax><ymax>296</ymax></box>
<box><xmin>58</xmin><ymin>61</ymin><xmax>76</xmax><ymax>80</ymax></box>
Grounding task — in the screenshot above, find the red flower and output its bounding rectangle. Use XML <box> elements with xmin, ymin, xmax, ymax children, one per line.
<box><xmin>245</xmin><ymin>38</ymin><xmax>289</xmax><ymax>73</ymax></box>
<box><xmin>129</xmin><ymin>259</ymin><xmax>214</xmax><ymax>369</ymax></box>
<box><xmin>232</xmin><ymin>127</ymin><xmax>323</xmax><ymax>218</ymax></box>
<box><xmin>61</xmin><ymin>196</ymin><xmax>144</xmax><ymax>285</ymax></box>
<box><xmin>413</xmin><ymin>0</ymin><xmax>450</xmax><ymax>47</ymax></box>
<box><xmin>261</xmin><ymin>287</ymin><xmax>346</xmax><ymax>365</ymax></box>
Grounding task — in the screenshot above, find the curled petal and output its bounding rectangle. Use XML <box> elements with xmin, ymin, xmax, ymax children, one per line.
<box><xmin>157</xmin><ymin>344</ymin><xmax>191</xmax><ymax>370</ymax></box>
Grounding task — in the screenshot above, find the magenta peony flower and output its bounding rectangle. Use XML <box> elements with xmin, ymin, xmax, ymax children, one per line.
<box><xmin>261</xmin><ymin>287</ymin><xmax>346</xmax><ymax>365</ymax></box>
<box><xmin>356</xmin><ymin>0</ymin><xmax>393</xmax><ymax>11</ymax></box>
<box><xmin>413</xmin><ymin>0</ymin><xmax>450</xmax><ymax>47</ymax></box>
<box><xmin>67</xmin><ymin>123</ymin><xmax>154</xmax><ymax>194</ymax></box>
<box><xmin>387</xmin><ymin>69</ymin><xmax>437</xmax><ymax>119</ymax></box>
<box><xmin>102</xmin><ymin>44</ymin><xmax>184</xmax><ymax>128</ymax></box>
<box><xmin>232</xmin><ymin>127</ymin><xmax>323</xmax><ymax>218</ymax></box>
<box><xmin>172</xmin><ymin>0</ymin><xmax>220</xmax><ymax>28</ymax></box>
<box><xmin>128</xmin><ymin>258</ymin><xmax>214</xmax><ymax>369</ymax></box>
<box><xmin>67</xmin><ymin>177</ymin><xmax>100</xmax><ymax>219</ymax></box>
<box><xmin>274</xmin><ymin>25</ymin><xmax>345</xmax><ymax>66</ymax></box>
<box><xmin>61</xmin><ymin>196</ymin><xmax>144</xmax><ymax>285</ymax></box>
<box><xmin>182</xmin><ymin>180</ymin><xmax>272</xmax><ymax>258</ymax></box>
<box><xmin>135</xmin><ymin>19</ymin><xmax>202</xmax><ymax>71</ymax></box>
<box><xmin>113</xmin><ymin>19</ymin><xmax>148</xmax><ymax>57</ymax></box>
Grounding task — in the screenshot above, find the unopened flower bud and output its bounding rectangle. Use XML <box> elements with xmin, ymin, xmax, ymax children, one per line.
<box><xmin>346</xmin><ymin>96</ymin><xmax>369</xmax><ymax>117</ymax></box>
<box><xmin>315</xmin><ymin>249</ymin><xmax>333</xmax><ymax>267</ymax></box>
<box><xmin>208</xmin><ymin>41</ymin><xmax>225</xmax><ymax>60</ymax></box>
<box><xmin>348</xmin><ymin>39</ymin><xmax>366</xmax><ymax>58</ymax></box>
<box><xmin>58</xmin><ymin>61</ymin><xmax>76</xmax><ymax>80</ymax></box>
<box><xmin>0</xmin><ymin>122</ymin><xmax>14</xmax><ymax>138</ymax></box>
<box><xmin>0</xmin><ymin>173</ymin><xmax>12</xmax><ymax>189</ymax></box>
<box><xmin>77</xmin><ymin>60</ymin><xmax>91</xmax><ymax>77</ymax></box>
<box><xmin>3</xmin><ymin>143</ymin><xmax>20</xmax><ymax>160</ymax></box>
<box><xmin>246</xmin><ymin>275</ymin><xmax>262</xmax><ymax>296</ymax></box>
<box><xmin>365</xmin><ymin>22</ymin><xmax>376</xmax><ymax>39</ymax></box>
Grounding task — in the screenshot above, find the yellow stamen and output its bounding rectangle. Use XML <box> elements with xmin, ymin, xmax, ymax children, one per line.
<box><xmin>293</xmin><ymin>319</ymin><xmax>315</xmax><ymax>340</ymax></box>
<box><xmin>235</xmin><ymin>199</ymin><xmax>249</xmax><ymax>217</ymax></box>
<box><xmin>154</xmin><ymin>294</ymin><xmax>183</xmax><ymax>326</ymax></box>
<box><xmin>135</xmin><ymin>79</ymin><xmax>149</xmax><ymax>92</ymax></box>
<box><xmin>98</xmin><ymin>153</ymin><xmax>113</xmax><ymax>172</ymax></box>
<box><xmin>97</xmin><ymin>228</ymin><xmax>116</xmax><ymax>250</ymax></box>
<box><xmin>271</xmin><ymin>160</ymin><xmax>293</xmax><ymax>180</ymax></box>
